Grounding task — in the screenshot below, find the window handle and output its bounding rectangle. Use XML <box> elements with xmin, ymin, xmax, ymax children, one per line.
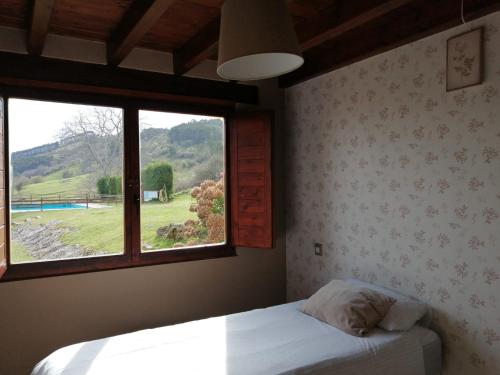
<box><xmin>133</xmin><ymin>193</ymin><xmax>140</xmax><ymax>216</ymax></box>
<box><xmin>127</xmin><ymin>181</ymin><xmax>140</xmax><ymax>203</ymax></box>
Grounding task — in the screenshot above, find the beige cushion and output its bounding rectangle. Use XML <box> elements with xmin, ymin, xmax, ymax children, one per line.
<box><xmin>301</xmin><ymin>280</ymin><xmax>396</xmax><ymax>337</ymax></box>
<box><xmin>344</xmin><ymin>278</ymin><xmax>429</xmax><ymax>331</ymax></box>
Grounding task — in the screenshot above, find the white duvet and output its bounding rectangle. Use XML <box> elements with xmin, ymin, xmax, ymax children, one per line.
<box><xmin>32</xmin><ymin>301</ymin><xmax>426</xmax><ymax>375</ymax></box>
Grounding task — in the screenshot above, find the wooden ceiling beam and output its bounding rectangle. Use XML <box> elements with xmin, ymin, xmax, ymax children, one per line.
<box><xmin>173</xmin><ymin>16</ymin><xmax>220</xmax><ymax>76</ymax></box>
<box><xmin>280</xmin><ymin>0</ymin><xmax>500</xmax><ymax>87</ymax></box>
<box><xmin>107</xmin><ymin>0</ymin><xmax>175</xmax><ymax>66</ymax></box>
<box><xmin>27</xmin><ymin>0</ymin><xmax>55</xmax><ymax>55</ymax></box>
<box><xmin>0</xmin><ymin>51</ymin><xmax>258</xmax><ymax>105</ymax></box>
<box><xmin>296</xmin><ymin>0</ymin><xmax>415</xmax><ymax>51</ymax></box>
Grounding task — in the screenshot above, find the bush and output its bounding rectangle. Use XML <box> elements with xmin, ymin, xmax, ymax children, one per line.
<box><xmin>97</xmin><ymin>177</ymin><xmax>109</xmax><ymax>195</ymax></box>
<box><xmin>97</xmin><ymin>176</ymin><xmax>122</xmax><ymax>195</ymax></box>
<box><xmin>108</xmin><ymin>176</ymin><xmax>122</xmax><ymax>195</ymax></box>
<box><xmin>14</xmin><ymin>177</ymin><xmax>28</xmax><ymax>193</ymax></box>
<box><xmin>190</xmin><ymin>178</ymin><xmax>225</xmax><ymax>244</ymax></box>
<box><xmin>62</xmin><ymin>170</ymin><xmax>73</xmax><ymax>179</ymax></box>
<box><xmin>142</xmin><ymin>162</ymin><xmax>173</xmax><ymax>198</ymax></box>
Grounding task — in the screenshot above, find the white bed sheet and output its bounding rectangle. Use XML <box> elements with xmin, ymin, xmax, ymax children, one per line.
<box><xmin>32</xmin><ymin>301</ymin><xmax>428</xmax><ymax>375</ymax></box>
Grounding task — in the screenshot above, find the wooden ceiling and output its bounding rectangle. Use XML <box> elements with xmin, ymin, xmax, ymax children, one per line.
<box><xmin>0</xmin><ymin>0</ymin><xmax>499</xmax><ymax>87</ymax></box>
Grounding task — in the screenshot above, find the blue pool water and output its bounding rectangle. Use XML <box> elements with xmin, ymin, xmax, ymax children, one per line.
<box><xmin>11</xmin><ymin>203</ymin><xmax>87</xmax><ymax>212</ymax></box>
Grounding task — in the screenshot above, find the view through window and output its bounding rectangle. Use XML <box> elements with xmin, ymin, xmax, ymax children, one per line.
<box><xmin>8</xmin><ymin>100</ymin><xmax>226</xmax><ymax>265</ymax></box>
<box><xmin>9</xmin><ymin>99</ymin><xmax>124</xmax><ymax>263</ymax></box>
<box><xmin>139</xmin><ymin>110</ymin><xmax>226</xmax><ymax>251</ymax></box>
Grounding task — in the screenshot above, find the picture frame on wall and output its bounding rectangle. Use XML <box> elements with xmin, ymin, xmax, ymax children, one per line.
<box><xmin>446</xmin><ymin>27</ymin><xmax>483</xmax><ymax>92</ymax></box>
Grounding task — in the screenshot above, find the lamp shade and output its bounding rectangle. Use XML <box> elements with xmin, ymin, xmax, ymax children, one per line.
<box><xmin>217</xmin><ymin>0</ymin><xmax>303</xmax><ymax>81</ymax></box>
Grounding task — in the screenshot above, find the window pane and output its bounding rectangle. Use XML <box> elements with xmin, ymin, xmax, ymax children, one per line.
<box><xmin>139</xmin><ymin>110</ymin><xmax>226</xmax><ymax>251</ymax></box>
<box><xmin>9</xmin><ymin>99</ymin><xmax>124</xmax><ymax>263</ymax></box>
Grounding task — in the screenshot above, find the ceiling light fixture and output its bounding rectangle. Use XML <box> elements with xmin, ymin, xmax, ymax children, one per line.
<box><xmin>217</xmin><ymin>0</ymin><xmax>304</xmax><ymax>81</ymax></box>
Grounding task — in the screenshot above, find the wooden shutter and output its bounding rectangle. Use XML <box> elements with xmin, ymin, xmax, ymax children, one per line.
<box><xmin>0</xmin><ymin>97</ymin><xmax>6</xmax><ymax>279</ymax></box>
<box><xmin>230</xmin><ymin>111</ymin><xmax>272</xmax><ymax>248</ymax></box>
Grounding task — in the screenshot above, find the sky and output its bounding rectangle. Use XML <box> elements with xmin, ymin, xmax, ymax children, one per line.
<box><xmin>8</xmin><ymin>98</ymin><xmax>220</xmax><ymax>152</ymax></box>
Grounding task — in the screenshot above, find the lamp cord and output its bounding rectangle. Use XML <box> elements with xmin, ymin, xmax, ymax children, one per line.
<box><xmin>461</xmin><ymin>0</ymin><xmax>466</xmax><ymax>25</ymax></box>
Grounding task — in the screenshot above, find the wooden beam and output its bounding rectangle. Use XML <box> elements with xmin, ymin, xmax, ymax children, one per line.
<box><xmin>288</xmin><ymin>2</ymin><xmax>320</xmax><ymax>19</ymax></box>
<box><xmin>296</xmin><ymin>0</ymin><xmax>414</xmax><ymax>51</ymax></box>
<box><xmin>27</xmin><ymin>0</ymin><xmax>55</xmax><ymax>55</ymax></box>
<box><xmin>173</xmin><ymin>16</ymin><xmax>220</xmax><ymax>76</ymax></box>
<box><xmin>280</xmin><ymin>0</ymin><xmax>500</xmax><ymax>87</ymax></box>
<box><xmin>0</xmin><ymin>52</ymin><xmax>258</xmax><ymax>105</ymax></box>
<box><xmin>107</xmin><ymin>0</ymin><xmax>175</xmax><ymax>66</ymax></box>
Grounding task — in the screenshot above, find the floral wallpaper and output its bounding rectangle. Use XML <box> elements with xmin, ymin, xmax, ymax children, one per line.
<box><xmin>285</xmin><ymin>12</ymin><xmax>500</xmax><ymax>375</ymax></box>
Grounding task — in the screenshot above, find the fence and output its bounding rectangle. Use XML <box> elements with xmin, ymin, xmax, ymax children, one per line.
<box><xmin>11</xmin><ymin>193</ymin><xmax>123</xmax><ymax>211</ymax></box>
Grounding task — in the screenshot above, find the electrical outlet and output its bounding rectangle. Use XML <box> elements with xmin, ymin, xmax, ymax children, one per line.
<box><xmin>314</xmin><ymin>243</ymin><xmax>323</xmax><ymax>256</ymax></box>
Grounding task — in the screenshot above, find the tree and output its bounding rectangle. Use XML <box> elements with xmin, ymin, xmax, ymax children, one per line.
<box><xmin>169</xmin><ymin>119</ymin><xmax>223</xmax><ymax>145</ymax></box>
<box><xmin>159</xmin><ymin>184</ymin><xmax>168</xmax><ymax>202</ymax></box>
<box><xmin>142</xmin><ymin>162</ymin><xmax>173</xmax><ymax>198</ymax></box>
<box><xmin>96</xmin><ymin>176</ymin><xmax>122</xmax><ymax>195</ymax></box>
<box><xmin>62</xmin><ymin>170</ymin><xmax>73</xmax><ymax>179</ymax></box>
<box><xmin>82</xmin><ymin>173</ymin><xmax>99</xmax><ymax>194</ymax></box>
<box><xmin>97</xmin><ymin>177</ymin><xmax>109</xmax><ymax>195</ymax></box>
<box><xmin>193</xmin><ymin>155</ymin><xmax>223</xmax><ymax>185</ymax></box>
<box><xmin>14</xmin><ymin>178</ymin><xmax>27</xmax><ymax>193</ymax></box>
<box><xmin>108</xmin><ymin>176</ymin><xmax>122</xmax><ymax>195</ymax></box>
<box><xmin>59</xmin><ymin>107</ymin><xmax>123</xmax><ymax>177</ymax></box>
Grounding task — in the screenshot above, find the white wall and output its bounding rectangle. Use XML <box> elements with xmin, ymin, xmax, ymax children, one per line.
<box><xmin>285</xmin><ymin>11</ymin><xmax>500</xmax><ymax>375</ymax></box>
<box><xmin>0</xmin><ymin>28</ymin><xmax>286</xmax><ymax>375</ymax></box>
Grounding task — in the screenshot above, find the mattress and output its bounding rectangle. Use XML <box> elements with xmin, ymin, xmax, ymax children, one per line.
<box><xmin>32</xmin><ymin>301</ymin><xmax>441</xmax><ymax>375</ymax></box>
<box><xmin>415</xmin><ymin>326</ymin><xmax>442</xmax><ymax>375</ymax></box>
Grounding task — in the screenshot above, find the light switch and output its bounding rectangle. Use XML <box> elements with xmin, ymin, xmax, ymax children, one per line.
<box><xmin>314</xmin><ymin>243</ymin><xmax>323</xmax><ymax>256</ymax></box>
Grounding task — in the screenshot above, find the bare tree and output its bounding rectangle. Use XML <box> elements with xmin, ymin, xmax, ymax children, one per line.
<box><xmin>59</xmin><ymin>107</ymin><xmax>123</xmax><ymax>177</ymax></box>
<box><xmin>80</xmin><ymin>173</ymin><xmax>99</xmax><ymax>195</ymax></box>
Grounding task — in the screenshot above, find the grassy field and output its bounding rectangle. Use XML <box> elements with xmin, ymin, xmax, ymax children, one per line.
<box><xmin>16</xmin><ymin>173</ymin><xmax>91</xmax><ymax>196</ymax></box>
<box><xmin>11</xmin><ymin>193</ymin><xmax>197</xmax><ymax>263</ymax></box>
<box><xmin>10</xmin><ymin>241</ymin><xmax>34</xmax><ymax>263</ymax></box>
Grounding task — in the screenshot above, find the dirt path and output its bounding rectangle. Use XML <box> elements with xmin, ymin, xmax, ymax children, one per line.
<box><xmin>11</xmin><ymin>220</ymin><xmax>105</xmax><ymax>260</ymax></box>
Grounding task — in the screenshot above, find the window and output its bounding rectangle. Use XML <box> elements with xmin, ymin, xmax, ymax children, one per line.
<box><xmin>139</xmin><ymin>110</ymin><xmax>226</xmax><ymax>252</ymax></box>
<box><xmin>0</xmin><ymin>89</ymin><xmax>273</xmax><ymax>282</ymax></box>
<box><xmin>9</xmin><ymin>99</ymin><xmax>125</xmax><ymax>263</ymax></box>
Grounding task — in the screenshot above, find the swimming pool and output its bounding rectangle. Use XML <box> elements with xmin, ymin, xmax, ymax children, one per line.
<box><xmin>11</xmin><ymin>203</ymin><xmax>87</xmax><ymax>212</ymax></box>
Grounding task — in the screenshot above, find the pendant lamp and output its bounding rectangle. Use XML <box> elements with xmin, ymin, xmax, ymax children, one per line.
<box><xmin>217</xmin><ymin>0</ymin><xmax>303</xmax><ymax>81</ymax></box>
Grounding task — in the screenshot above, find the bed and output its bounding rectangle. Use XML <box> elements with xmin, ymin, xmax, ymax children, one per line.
<box><xmin>32</xmin><ymin>301</ymin><xmax>441</xmax><ymax>375</ymax></box>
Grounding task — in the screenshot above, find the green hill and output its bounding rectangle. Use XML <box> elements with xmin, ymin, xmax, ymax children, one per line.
<box><xmin>12</xmin><ymin>118</ymin><xmax>224</xmax><ymax>196</ymax></box>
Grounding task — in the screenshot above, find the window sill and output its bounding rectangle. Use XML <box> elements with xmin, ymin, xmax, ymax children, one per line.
<box><xmin>1</xmin><ymin>244</ymin><xmax>236</xmax><ymax>282</ymax></box>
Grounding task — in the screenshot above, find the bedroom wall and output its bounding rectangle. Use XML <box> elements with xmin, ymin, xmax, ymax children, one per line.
<box><xmin>285</xmin><ymin>11</ymin><xmax>500</xmax><ymax>375</ymax></box>
<box><xmin>0</xmin><ymin>34</ymin><xmax>286</xmax><ymax>375</ymax></box>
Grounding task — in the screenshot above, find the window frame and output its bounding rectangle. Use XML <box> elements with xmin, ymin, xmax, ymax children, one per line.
<box><xmin>1</xmin><ymin>86</ymin><xmax>235</xmax><ymax>282</ymax></box>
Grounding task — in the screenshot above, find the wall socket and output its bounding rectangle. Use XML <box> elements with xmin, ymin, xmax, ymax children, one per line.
<box><xmin>314</xmin><ymin>243</ymin><xmax>323</xmax><ymax>256</ymax></box>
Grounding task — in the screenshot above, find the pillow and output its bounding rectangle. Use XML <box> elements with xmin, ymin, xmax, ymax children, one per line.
<box><xmin>344</xmin><ymin>278</ymin><xmax>429</xmax><ymax>331</ymax></box>
<box><xmin>378</xmin><ymin>300</ymin><xmax>428</xmax><ymax>331</ymax></box>
<box><xmin>301</xmin><ymin>280</ymin><xmax>396</xmax><ymax>337</ymax></box>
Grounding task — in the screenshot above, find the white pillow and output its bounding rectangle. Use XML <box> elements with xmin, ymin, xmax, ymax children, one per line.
<box><xmin>344</xmin><ymin>278</ymin><xmax>429</xmax><ymax>331</ymax></box>
<box><xmin>378</xmin><ymin>300</ymin><xmax>428</xmax><ymax>331</ymax></box>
